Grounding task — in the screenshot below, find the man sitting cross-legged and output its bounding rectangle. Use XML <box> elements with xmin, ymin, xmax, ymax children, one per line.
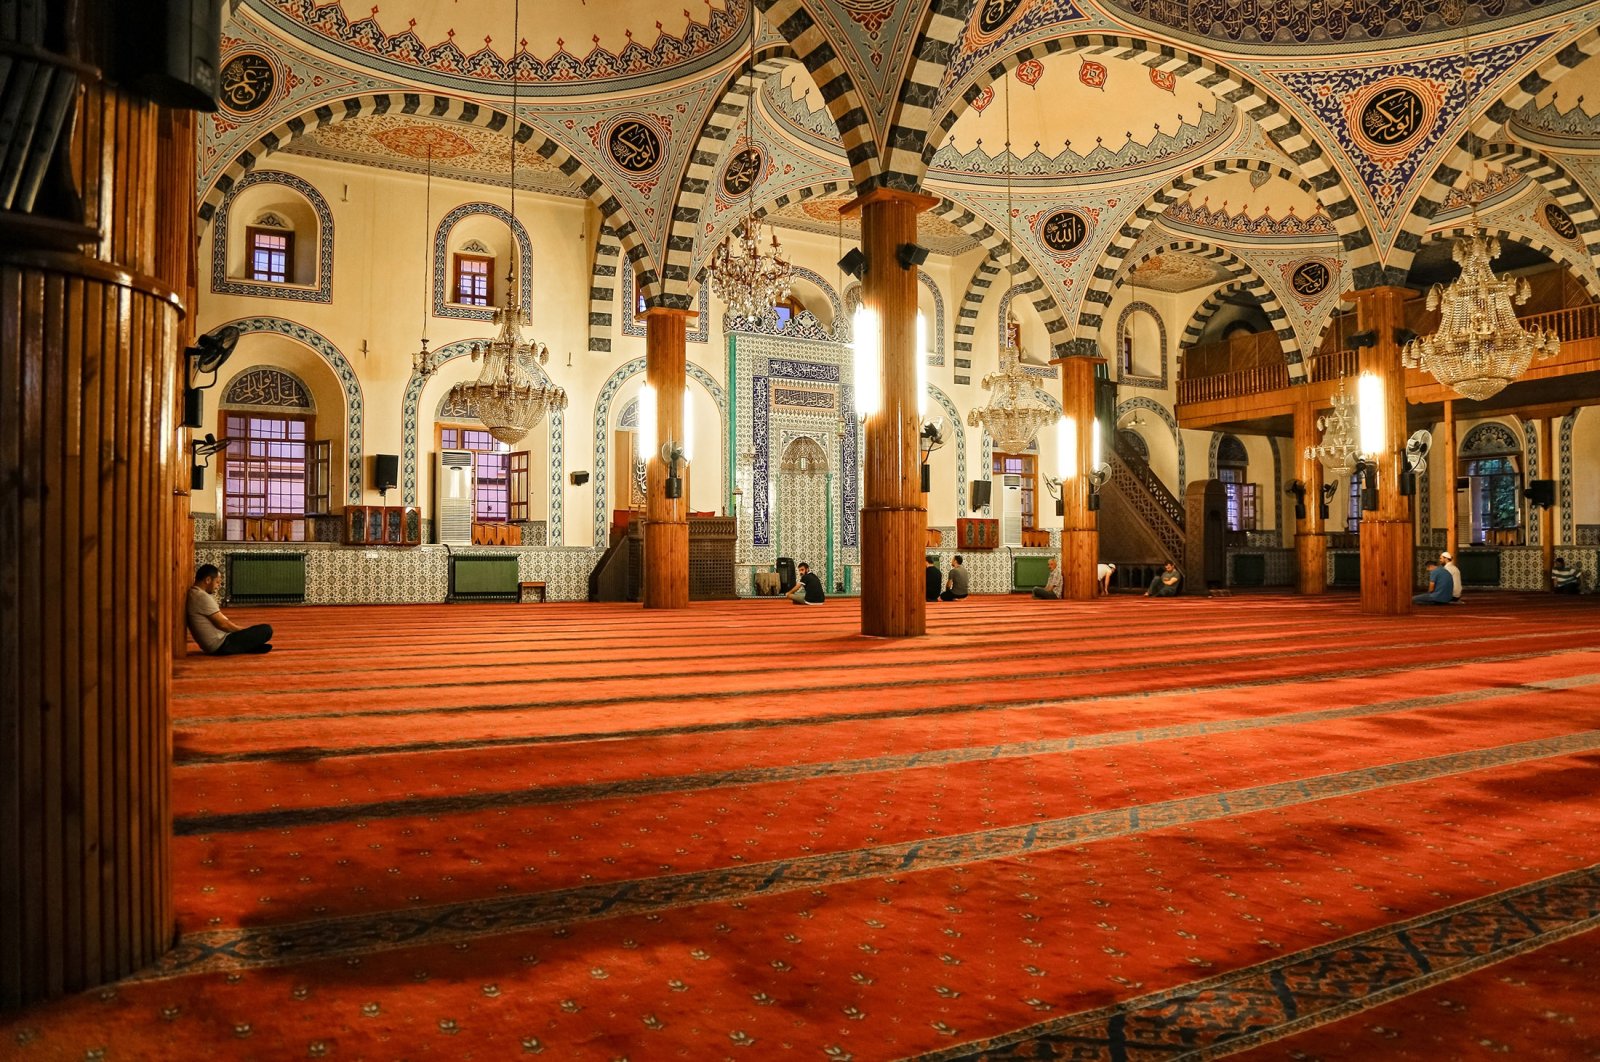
<box><xmin>186</xmin><ymin>564</ymin><xmax>274</xmax><ymax>655</ymax></box>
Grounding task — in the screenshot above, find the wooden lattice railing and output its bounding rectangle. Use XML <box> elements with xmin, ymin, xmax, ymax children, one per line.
<box><xmin>1114</xmin><ymin>436</ymin><xmax>1185</xmax><ymax>531</ymax></box>
<box><xmin>1107</xmin><ymin>450</ymin><xmax>1185</xmax><ymax>564</ymax></box>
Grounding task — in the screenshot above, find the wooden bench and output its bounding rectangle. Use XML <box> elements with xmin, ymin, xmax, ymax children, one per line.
<box><xmin>518</xmin><ymin>581</ymin><xmax>547</xmax><ymax>603</ymax></box>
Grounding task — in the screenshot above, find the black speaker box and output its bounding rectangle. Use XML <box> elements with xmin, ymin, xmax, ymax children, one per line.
<box><xmin>1454</xmin><ymin>476</ymin><xmax>1469</xmax><ymax>491</ymax></box>
<box><xmin>182</xmin><ymin>386</ymin><xmax>204</xmax><ymax>429</ymax></box>
<box><xmin>1526</xmin><ymin>479</ymin><xmax>1556</xmax><ymax>507</ymax></box>
<box><xmin>570</xmin><ymin>470</ymin><xmax>590</xmax><ymax>486</ymax></box>
<box><xmin>969</xmin><ymin>479</ymin><xmax>992</xmax><ymax>509</ymax></box>
<box><xmin>373</xmin><ymin>454</ymin><xmax>399</xmax><ymax>492</ymax></box>
<box><xmin>117</xmin><ymin>0</ymin><xmax>224</xmax><ymax>112</ymax></box>
<box><xmin>920</xmin><ymin>463</ymin><xmax>931</xmax><ymax>493</ymax></box>
<box><xmin>1398</xmin><ymin>469</ymin><xmax>1416</xmax><ymax>496</ymax></box>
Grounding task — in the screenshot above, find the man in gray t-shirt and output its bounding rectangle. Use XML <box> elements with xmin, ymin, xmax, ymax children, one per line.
<box><xmin>939</xmin><ymin>555</ymin><xmax>970</xmax><ymax>601</ymax></box>
<box><xmin>187</xmin><ymin>564</ymin><xmax>274</xmax><ymax>655</ymax></box>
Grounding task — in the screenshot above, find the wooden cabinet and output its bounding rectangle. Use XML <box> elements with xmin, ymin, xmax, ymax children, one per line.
<box><xmin>472</xmin><ymin>522</ymin><xmax>520</xmax><ymax>546</ymax></box>
<box><xmin>955</xmin><ymin>517</ymin><xmax>1000</xmax><ymax>550</ymax></box>
<box><xmin>344</xmin><ymin>506</ymin><xmax>421</xmax><ymax>545</ymax></box>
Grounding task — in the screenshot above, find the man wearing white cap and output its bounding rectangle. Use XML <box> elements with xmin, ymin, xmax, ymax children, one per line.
<box><xmin>1441</xmin><ymin>551</ymin><xmax>1463</xmax><ymax>601</ymax></box>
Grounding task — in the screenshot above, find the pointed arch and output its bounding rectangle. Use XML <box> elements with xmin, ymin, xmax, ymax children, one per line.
<box><xmin>1481</xmin><ymin>142</ymin><xmax>1600</xmax><ymax>260</ymax></box>
<box><xmin>955</xmin><ymin>252</ymin><xmax>1005</xmax><ymax>363</ymax></box>
<box><xmin>1393</xmin><ymin>25</ymin><xmax>1600</xmax><ymax>284</ymax></box>
<box><xmin>924</xmin><ymin>383</ymin><xmax>970</xmax><ymax>517</ymax></box>
<box><xmin>929</xmin><ymin>34</ymin><xmax>1379</xmax><ymax>286</ymax></box>
<box><xmin>880</xmin><ymin>0</ymin><xmax>979</xmax><ymax>191</ymax></box>
<box><xmin>930</xmin><ymin>196</ymin><xmax>1073</xmax><ymax>357</ymax></box>
<box><xmin>1425</xmin><ymin>222</ymin><xmax>1599</xmax><ymax>300</ymax></box>
<box><xmin>432</xmin><ymin>202</ymin><xmax>533</xmax><ymax>322</ymax></box>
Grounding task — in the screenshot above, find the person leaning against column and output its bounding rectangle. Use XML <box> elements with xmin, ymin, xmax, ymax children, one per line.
<box><xmin>186</xmin><ymin>564</ymin><xmax>275</xmax><ymax>655</ymax></box>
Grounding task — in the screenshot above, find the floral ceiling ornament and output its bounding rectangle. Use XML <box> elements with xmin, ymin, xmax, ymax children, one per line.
<box><xmin>1078</xmin><ymin>60</ymin><xmax>1108</xmax><ymax>90</ymax></box>
<box><xmin>1149</xmin><ymin>68</ymin><xmax>1176</xmax><ymax>93</ymax></box>
<box><xmin>708</xmin><ymin>4</ymin><xmax>793</xmax><ymax>322</ymax></box>
<box><xmin>445</xmin><ymin>0</ymin><xmax>567</xmax><ymax>442</ymax></box>
<box><xmin>1015</xmin><ymin>59</ymin><xmax>1044</xmax><ymax>88</ymax></box>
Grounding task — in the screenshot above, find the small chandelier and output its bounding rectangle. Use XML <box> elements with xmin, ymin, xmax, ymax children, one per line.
<box><xmin>969</xmin><ymin>315</ymin><xmax>1057</xmax><ymax>453</ymax></box>
<box><xmin>1305</xmin><ymin>379</ymin><xmax>1363</xmax><ymax>475</ymax></box>
<box><xmin>1401</xmin><ymin>229</ymin><xmax>1559</xmax><ymax>401</ymax></box>
<box><xmin>414</xmin><ymin>141</ymin><xmax>443</xmax><ymax>379</ymax></box>
<box><xmin>708</xmin><ymin>7</ymin><xmax>792</xmax><ymax>321</ymax></box>
<box><xmin>445</xmin><ymin>0</ymin><xmax>565</xmax><ymax>444</ymax></box>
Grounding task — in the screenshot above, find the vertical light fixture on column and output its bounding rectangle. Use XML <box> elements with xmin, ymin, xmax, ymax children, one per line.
<box><xmin>1057</xmin><ymin>415</ymin><xmax>1077</xmax><ymax>480</ymax></box>
<box><xmin>916</xmin><ymin>311</ymin><xmax>928</xmax><ymax>417</ymax></box>
<box><xmin>1357</xmin><ymin>371</ymin><xmax>1385</xmax><ymax>457</ymax></box>
<box><xmin>853</xmin><ymin>304</ymin><xmax>881</xmax><ymax>419</ymax></box>
<box><xmin>640</xmin><ymin>384</ymin><xmax>657</xmax><ymax>458</ymax></box>
<box><xmin>681</xmin><ymin>386</ymin><xmax>694</xmax><ymax>463</ymax></box>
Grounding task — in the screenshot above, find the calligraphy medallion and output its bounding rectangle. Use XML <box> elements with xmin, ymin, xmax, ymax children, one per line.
<box><xmin>219</xmin><ymin>52</ymin><xmax>276</xmax><ymax>116</ymax></box>
<box><xmin>1290</xmin><ymin>260</ymin><xmax>1331</xmax><ymax>298</ymax></box>
<box><xmin>1345</xmin><ymin>77</ymin><xmax>1440</xmax><ymax>169</ymax></box>
<box><xmin>606</xmin><ymin>118</ymin><xmax>666</xmax><ymax>180</ymax></box>
<box><xmin>965</xmin><ymin>0</ymin><xmax>1025</xmax><ymax>48</ymax></box>
<box><xmin>721</xmin><ymin>148</ymin><xmax>765</xmax><ymax>199</ymax></box>
<box><xmin>1040</xmin><ymin>209</ymin><xmax>1090</xmax><ymax>255</ymax></box>
<box><xmin>1543</xmin><ymin>203</ymin><xmax>1579</xmax><ymax>242</ymax></box>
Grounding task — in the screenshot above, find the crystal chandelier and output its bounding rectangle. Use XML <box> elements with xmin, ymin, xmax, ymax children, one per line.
<box><xmin>1304</xmin><ymin>380</ymin><xmax>1363</xmax><ymax>475</ymax></box>
<box><xmin>708</xmin><ymin>7</ymin><xmax>792</xmax><ymax>322</ymax></box>
<box><xmin>445</xmin><ymin>0</ymin><xmax>565</xmax><ymax>444</ymax></box>
<box><xmin>967</xmin><ymin>78</ymin><xmax>1053</xmax><ymax>455</ymax></box>
<box><xmin>1401</xmin><ymin>229</ymin><xmax>1559</xmax><ymax>401</ymax></box>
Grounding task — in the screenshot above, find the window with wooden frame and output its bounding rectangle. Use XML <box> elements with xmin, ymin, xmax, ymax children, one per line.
<box><xmin>437</xmin><ymin>425</ymin><xmax>525</xmax><ymax>523</ymax></box>
<box><xmin>221</xmin><ymin>413</ymin><xmax>315</xmax><ymax>541</ymax></box>
<box><xmin>773</xmin><ymin>294</ymin><xmax>805</xmax><ymax>327</ymax></box>
<box><xmin>306</xmin><ymin>440</ymin><xmax>332</xmax><ymax>515</ymax></box>
<box><xmin>453</xmin><ymin>253</ymin><xmax>493</xmax><ymax>306</ymax></box>
<box><xmin>508</xmin><ymin>451</ymin><xmax>531</xmax><ymax>522</ymax></box>
<box><xmin>246</xmin><ymin>226</ymin><xmax>293</xmax><ymax>284</ymax></box>
<box><xmin>992</xmin><ymin>451</ymin><xmax>1038</xmax><ymax>530</ymax></box>
<box><xmin>1216</xmin><ymin>436</ymin><xmax>1255</xmax><ymax>532</ymax></box>
<box><xmin>1347</xmin><ymin>474</ymin><xmax>1363</xmax><ymax>533</ymax></box>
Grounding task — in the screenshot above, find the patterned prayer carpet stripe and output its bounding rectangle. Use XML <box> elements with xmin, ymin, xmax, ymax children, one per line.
<box><xmin>919</xmin><ymin>864</ymin><xmax>1600</xmax><ymax>1061</ymax></box>
<box><xmin>172</xmin><ymin>671</ymin><xmax>1600</xmax><ymax>835</ymax></box>
<box><xmin>143</xmin><ymin>729</ymin><xmax>1600</xmax><ymax>979</ymax></box>
<box><xmin>170</xmin><ymin>645</ymin><xmax>1594</xmax><ymax>766</ymax></box>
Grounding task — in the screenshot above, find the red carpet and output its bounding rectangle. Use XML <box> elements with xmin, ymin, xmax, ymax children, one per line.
<box><xmin>5</xmin><ymin>592</ymin><xmax>1600</xmax><ymax>1059</ymax></box>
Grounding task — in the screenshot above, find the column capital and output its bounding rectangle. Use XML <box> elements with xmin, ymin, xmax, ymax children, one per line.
<box><xmin>839</xmin><ymin>187</ymin><xmax>941</xmax><ymax>216</ymax></box>
<box><xmin>637</xmin><ymin>305</ymin><xmax>699</xmax><ymax>323</ymax></box>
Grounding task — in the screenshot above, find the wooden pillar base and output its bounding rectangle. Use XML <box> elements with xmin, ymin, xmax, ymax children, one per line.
<box><xmin>1062</xmin><ymin>529</ymin><xmax>1100</xmax><ymax>600</ymax></box>
<box><xmin>1296</xmin><ymin>533</ymin><xmax>1327</xmax><ymax>595</ymax></box>
<box><xmin>861</xmin><ymin>506</ymin><xmax>925</xmax><ymax>637</ymax></box>
<box><xmin>1359</xmin><ymin>518</ymin><xmax>1414</xmax><ymax>615</ymax></box>
<box><xmin>643</xmin><ymin>521</ymin><xmax>689</xmax><ymax>610</ymax></box>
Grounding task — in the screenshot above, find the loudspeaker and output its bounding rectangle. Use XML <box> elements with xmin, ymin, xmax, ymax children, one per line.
<box><xmin>569</xmin><ymin>471</ymin><xmax>590</xmax><ymax>486</ymax></box>
<box><xmin>920</xmin><ymin>463</ymin><xmax>931</xmax><ymax>493</ymax></box>
<box><xmin>665</xmin><ymin>476</ymin><xmax>683</xmax><ymax>500</ymax></box>
<box><xmin>1398</xmin><ymin>469</ymin><xmax>1416</xmax><ymax>496</ymax></box>
<box><xmin>182</xmin><ymin>386</ymin><xmax>204</xmax><ymax>429</ymax></box>
<box><xmin>118</xmin><ymin>0</ymin><xmax>225</xmax><ymax>111</ymax></box>
<box><xmin>1526</xmin><ymin>479</ymin><xmax>1556</xmax><ymax>507</ymax></box>
<box><xmin>1086</xmin><ymin>492</ymin><xmax>1101</xmax><ymax>512</ymax></box>
<box><xmin>1455</xmin><ymin>476</ymin><xmax>1469</xmax><ymax>491</ymax></box>
<box><xmin>1055</xmin><ymin>498</ymin><xmax>1065</xmax><ymax>517</ymax></box>
<box><xmin>373</xmin><ymin>454</ymin><xmax>399</xmax><ymax>493</ymax></box>
<box><xmin>1294</xmin><ymin>502</ymin><xmax>1307</xmax><ymax>520</ymax></box>
<box><xmin>969</xmin><ymin>479</ymin><xmax>992</xmax><ymax>509</ymax></box>
<box><xmin>190</xmin><ymin>464</ymin><xmax>206</xmax><ymax>492</ymax></box>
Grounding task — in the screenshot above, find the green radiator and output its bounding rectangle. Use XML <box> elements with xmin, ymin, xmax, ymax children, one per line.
<box><xmin>449</xmin><ymin>555</ymin><xmax>521</xmax><ymax>602</ymax></box>
<box><xmin>227</xmin><ymin>554</ymin><xmax>306</xmax><ymax>604</ymax></box>
<box><xmin>1012</xmin><ymin>555</ymin><xmax>1051</xmax><ymax>591</ymax></box>
<box><xmin>1331</xmin><ymin>551</ymin><xmax>1360</xmax><ymax>587</ymax></box>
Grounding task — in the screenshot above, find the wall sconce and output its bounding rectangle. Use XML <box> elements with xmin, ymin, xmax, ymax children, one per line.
<box><xmin>1285</xmin><ymin>479</ymin><xmax>1307</xmax><ymax>520</ymax></box>
<box><xmin>896</xmin><ymin>242</ymin><xmax>930</xmax><ymax>270</ymax></box>
<box><xmin>838</xmin><ymin>248</ymin><xmax>866</xmax><ymax>279</ymax></box>
<box><xmin>190</xmin><ymin>433</ymin><xmax>234</xmax><ymax>491</ymax></box>
<box><xmin>181</xmin><ymin>324</ymin><xmax>241</xmax><ymax>428</ymax></box>
<box><xmin>852</xmin><ymin>305</ymin><xmax>881</xmax><ymax>419</ymax></box>
<box><xmin>1356</xmin><ymin>371</ymin><xmax>1385</xmax><ymax>458</ymax></box>
<box><xmin>1056</xmin><ymin>415</ymin><xmax>1077</xmax><ymax>481</ymax></box>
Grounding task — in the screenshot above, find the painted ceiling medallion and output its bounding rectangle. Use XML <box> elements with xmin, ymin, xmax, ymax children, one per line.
<box><xmin>219</xmin><ymin>51</ymin><xmax>276</xmax><ymax>115</ymax></box>
<box><xmin>720</xmin><ymin>146</ymin><xmax>765</xmax><ymax>199</ymax></box>
<box><xmin>1346</xmin><ymin>77</ymin><xmax>1440</xmax><ymax>164</ymax></box>
<box><xmin>605</xmin><ymin>117</ymin><xmax>666</xmax><ymax>179</ymax></box>
<box><xmin>965</xmin><ymin>0</ymin><xmax>1027</xmax><ymax>48</ymax></box>
<box><xmin>1149</xmin><ymin>68</ymin><xmax>1176</xmax><ymax>93</ymax></box>
<box><xmin>1078</xmin><ymin>60</ymin><xmax>1108</xmax><ymax>90</ymax></box>
<box><xmin>971</xmin><ymin>85</ymin><xmax>996</xmax><ymax>113</ymax></box>
<box><xmin>1286</xmin><ymin>259</ymin><xmax>1335</xmax><ymax>305</ymax></box>
<box><xmin>836</xmin><ymin>0</ymin><xmax>898</xmax><ymax>36</ymax></box>
<box><xmin>371</xmin><ymin>124</ymin><xmax>476</xmax><ymax>160</ymax></box>
<box><xmin>1040</xmin><ymin>209</ymin><xmax>1090</xmax><ymax>255</ymax></box>
<box><xmin>1543</xmin><ymin>202</ymin><xmax>1580</xmax><ymax>241</ymax></box>
<box><xmin>1016</xmin><ymin>59</ymin><xmax>1045</xmax><ymax>88</ymax></box>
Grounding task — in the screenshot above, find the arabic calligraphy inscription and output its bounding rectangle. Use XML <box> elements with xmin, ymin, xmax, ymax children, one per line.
<box><xmin>220</xmin><ymin>52</ymin><xmax>276</xmax><ymax>116</ymax></box>
<box><xmin>1543</xmin><ymin>203</ymin><xmax>1579</xmax><ymax>242</ymax></box>
<box><xmin>722</xmin><ymin>148</ymin><xmax>764</xmax><ymax>199</ymax></box>
<box><xmin>1041</xmin><ymin>210</ymin><xmax>1089</xmax><ymax>255</ymax></box>
<box><xmin>607</xmin><ymin>119</ymin><xmax>664</xmax><ymax>177</ymax></box>
<box><xmin>1291</xmin><ymin>260</ymin><xmax>1330</xmax><ymax>298</ymax></box>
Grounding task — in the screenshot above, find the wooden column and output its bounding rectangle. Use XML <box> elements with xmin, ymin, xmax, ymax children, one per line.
<box><xmin>1442</xmin><ymin>399</ymin><xmax>1458</xmax><ymax>555</ymax></box>
<box><xmin>1293</xmin><ymin>397</ymin><xmax>1327</xmax><ymax>594</ymax></box>
<box><xmin>844</xmin><ymin>189</ymin><xmax>934</xmax><ymax>637</ymax></box>
<box><xmin>1348</xmin><ymin>287</ymin><xmax>1414</xmax><ymax>615</ymax></box>
<box><xmin>642</xmin><ymin>308</ymin><xmax>692</xmax><ymax>610</ymax></box>
<box><xmin>1052</xmin><ymin>355</ymin><xmax>1102</xmax><ymax>600</ymax></box>
<box><xmin>1540</xmin><ymin>417</ymin><xmax>1555</xmax><ymax>581</ymax></box>
<box><xmin>2</xmin><ymin>72</ymin><xmax>185</xmax><ymax>1005</ymax></box>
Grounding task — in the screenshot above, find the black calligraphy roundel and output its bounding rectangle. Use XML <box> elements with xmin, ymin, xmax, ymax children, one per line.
<box><xmin>1544</xmin><ymin>203</ymin><xmax>1579</xmax><ymax>241</ymax></box>
<box><xmin>1291</xmin><ymin>260</ymin><xmax>1330</xmax><ymax>297</ymax></box>
<box><xmin>978</xmin><ymin>0</ymin><xmax>1024</xmax><ymax>35</ymax></box>
<box><xmin>1356</xmin><ymin>83</ymin><xmax>1427</xmax><ymax>152</ymax></box>
<box><xmin>1040</xmin><ymin>209</ymin><xmax>1089</xmax><ymax>254</ymax></box>
<box><xmin>607</xmin><ymin>119</ymin><xmax>665</xmax><ymax>178</ymax></box>
<box><xmin>721</xmin><ymin>148</ymin><xmax>764</xmax><ymax>199</ymax></box>
<box><xmin>219</xmin><ymin>52</ymin><xmax>275</xmax><ymax>116</ymax></box>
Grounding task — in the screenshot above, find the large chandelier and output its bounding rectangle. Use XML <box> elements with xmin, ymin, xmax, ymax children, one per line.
<box><xmin>708</xmin><ymin>6</ymin><xmax>792</xmax><ymax>322</ymax></box>
<box><xmin>1401</xmin><ymin>229</ymin><xmax>1559</xmax><ymax>401</ymax></box>
<box><xmin>445</xmin><ymin>0</ymin><xmax>565</xmax><ymax>444</ymax></box>
<box><xmin>1304</xmin><ymin>379</ymin><xmax>1362</xmax><ymax>475</ymax></box>
<box><xmin>967</xmin><ymin>76</ymin><xmax>1052</xmax><ymax>455</ymax></box>
<box><xmin>969</xmin><ymin>315</ymin><xmax>1057</xmax><ymax>453</ymax></box>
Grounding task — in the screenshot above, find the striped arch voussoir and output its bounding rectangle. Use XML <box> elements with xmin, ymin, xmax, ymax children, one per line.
<box><xmin>880</xmin><ymin>0</ymin><xmax>979</xmax><ymax>192</ymax></box>
<box><xmin>589</xmin><ymin>225</ymin><xmax>624</xmax><ymax>353</ymax></box>
<box><xmin>1432</xmin><ymin>225</ymin><xmax>1599</xmax><ymax>300</ymax></box>
<box><xmin>931</xmin><ymin>198</ymin><xmax>1073</xmax><ymax>357</ymax></box>
<box><xmin>955</xmin><ymin>252</ymin><xmax>1005</xmax><ymax>359</ymax></box>
<box><xmin>1481</xmin><ymin>143</ymin><xmax>1600</xmax><ymax>260</ymax></box>
<box><xmin>1391</xmin><ymin>26</ymin><xmax>1600</xmax><ymax>284</ymax></box>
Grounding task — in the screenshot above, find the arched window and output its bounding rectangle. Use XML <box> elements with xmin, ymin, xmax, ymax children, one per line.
<box><xmin>213</xmin><ymin>171</ymin><xmax>333</xmax><ymax>303</ymax></box>
<box><xmin>452</xmin><ymin>238</ymin><xmax>495</xmax><ymax>306</ymax></box>
<box><xmin>1117</xmin><ymin>428</ymin><xmax>1149</xmax><ymax>464</ymax></box>
<box><xmin>1216</xmin><ymin>435</ymin><xmax>1255</xmax><ymax>532</ymax></box>
<box><xmin>1460</xmin><ymin>423</ymin><xmax>1523</xmax><ymax>545</ymax></box>
<box><xmin>218</xmin><ymin>367</ymin><xmax>324</xmax><ymax>541</ymax></box>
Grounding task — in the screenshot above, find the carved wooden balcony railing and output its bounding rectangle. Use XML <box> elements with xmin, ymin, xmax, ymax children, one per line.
<box><xmin>1176</xmin><ymin>362</ymin><xmax>1289</xmax><ymax>404</ymax></box>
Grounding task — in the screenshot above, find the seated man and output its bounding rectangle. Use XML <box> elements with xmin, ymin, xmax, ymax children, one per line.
<box><xmin>1032</xmin><ymin>557</ymin><xmax>1062</xmax><ymax>599</ymax></box>
<box><xmin>1441</xmin><ymin>551</ymin><xmax>1463</xmax><ymax>601</ymax></box>
<box><xmin>1097</xmin><ymin>561</ymin><xmax>1117</xmax><ymax>596</ymax></box>
<box><xmin>787</xmin><ymin>561</ymin><xmax>827</xmax><ymax>605</ymax></box>
<box><xmin>1552</xmin><ymin>557</ymin><xmax>1581</xmax><ymax>594</ymax></box>
<box><xmin>925</xmin><ymin>556</ymin><xmax>943</xmax><ymax>602</ymax></box>
<box><xmin>939</xmin><ymin>555</ymin><xmax>970</xmax><ymax>601</ymax></box>
<box><xmin>1413</xmin><ymin>560</ymin><xmax>1454</xmax><ymax>606</ymax></box>
<box><xmin>186</xmin><ymin>564</ymin><xmax>274</xmax><ymax>655</ymax></box>
<box><xmin>1145</xmin><ymin>562</ymin><xmax>1182</xmax><ymax>597</ymax></box>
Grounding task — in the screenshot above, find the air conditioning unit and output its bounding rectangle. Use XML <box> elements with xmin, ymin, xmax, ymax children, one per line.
<box><xmin>1000</xmin><ymin>473</ymin><xmax>1023</xmax><ymax>547</ymax></box>
<box><xmin>435</xmin><ymin>449</ymin><xmax>474</xmax><ymax>544</ymax></box>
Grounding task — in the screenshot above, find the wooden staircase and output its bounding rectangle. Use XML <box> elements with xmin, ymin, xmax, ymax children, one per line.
<box><xmin>1101</xmin><ymin>437</ymin><xmax>1186</xmax><ymax>571</ymax></box>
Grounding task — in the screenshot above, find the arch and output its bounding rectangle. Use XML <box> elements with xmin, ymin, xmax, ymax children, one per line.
<box><xmin>925</xmin><ymin>383</ymin><xmax>969</xmax><ymax>517</ymax></box>
<box><xmin>929</xmin><ymin>34</ymin><xmax>1379</xmax><ymax>286</ymax></box>
<box><xmin>997</xmin><ymin>285</ymin><xmax>1059</xmax><ymax>378</ymax></box>
<box><xmin>1393</xmin><ymin>25</ymin><xmax>1600</xmax><ymax>283</ymax></box>
<box><xmin>589</xmin><ymin>225</ymin><xmax>624</xmax><ymax>353</ymax></box>
<box><xmin>1482</xmin><ymin>142</ymin><xmax>1600</xmax><ymax>260</ymax></box>
<box><xmin>955</xmin><ymin>252</ymin><xmax>1004</xmax><ymax>362</ymax></box>
<box><xmin>1425</xmin><ymin>223</ymin><xmax>1600</xmax><ymax>301</ymax></box>
<box><xmin>930</xmin><ymin>196</ymin><xmax>1073</xmax><ymax>357</ymax></box>
<box><xmin>1116</xmin><ymin>300</ymin><xmax>1169</xmax><ymax>389</ymax></box>
<box><xmin>433</xmin><ymin>202</ymin><xmax>533</xmax><ymax>322</ymax></box>
<box><xmin>622</xmin><ymin>257</ymin><xmax>711</xmax><ymax>342</ymax></box>
<box><xmin>1076</xmin><ymin>157</ymin><xmax>1319</xmax><ymax>347</ymax></box>
<box><xmin>879</xmin><ymin>0</ymin><xmax>978</xmax><ymax>191</ymax></box>
<box><xmin>1123</xmin><ymin>240</ymin><xmax>1303</xmax><ymax>377</ymax></box>
<box><xmin>220</xmin><ymin>366</ymin><xmax>316</xmax><ymax>411</ymax></box>
<box><xmin>197</xmin><ymin>91</ymin><xmax>658</xmax><ymax>303</ymax></box>
<box><xmin>750</xmin><ymin>1</ymin><xmax>881</xmax><ymax>192</ymax></box>
<box><xmin>918</xmin><ymin>270</ymin><xmax>947</xmax><ymax>365</ymax></box>
<box><xmin>222</xmin><ymin>317</ymin><xmax>365</xmax><ymax>502</ymax></box>
<box><xmin>722</xmin><ymin>264</ymin><xmax>846</xmax><ymax>341</ymax></box>
<box><xmin>1213</xmin><ymin>433</ymin><xmax>1249</xmax><ymax>473</ymax></box>
<box><xmin>211</xmin><ymin>170</ymin><xmax>334</xmax><ymax>303</ymax></box>
<box><xmin>590</xmin><ymin>358</ymin><xmax>729</xmax><ymax>547</ymax></box>
<box><xmin>1461</xmin><ymin>421</ymin><xmax>1522</xmax><ymax>456</ymax></box>
<box><xmin>398</xmin><ymin>339</ymin><xmax>566</xmax><ymax>543</ymax></box>
<box><xmin>1117</xmin><ymin>396</ymin><xmax>1186</xmax><ymax>493</ymax></box>
<box><xmin>691</xmin><ymin>178</ymin><xmax>855</xmax><ymax>292</ymax></box>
